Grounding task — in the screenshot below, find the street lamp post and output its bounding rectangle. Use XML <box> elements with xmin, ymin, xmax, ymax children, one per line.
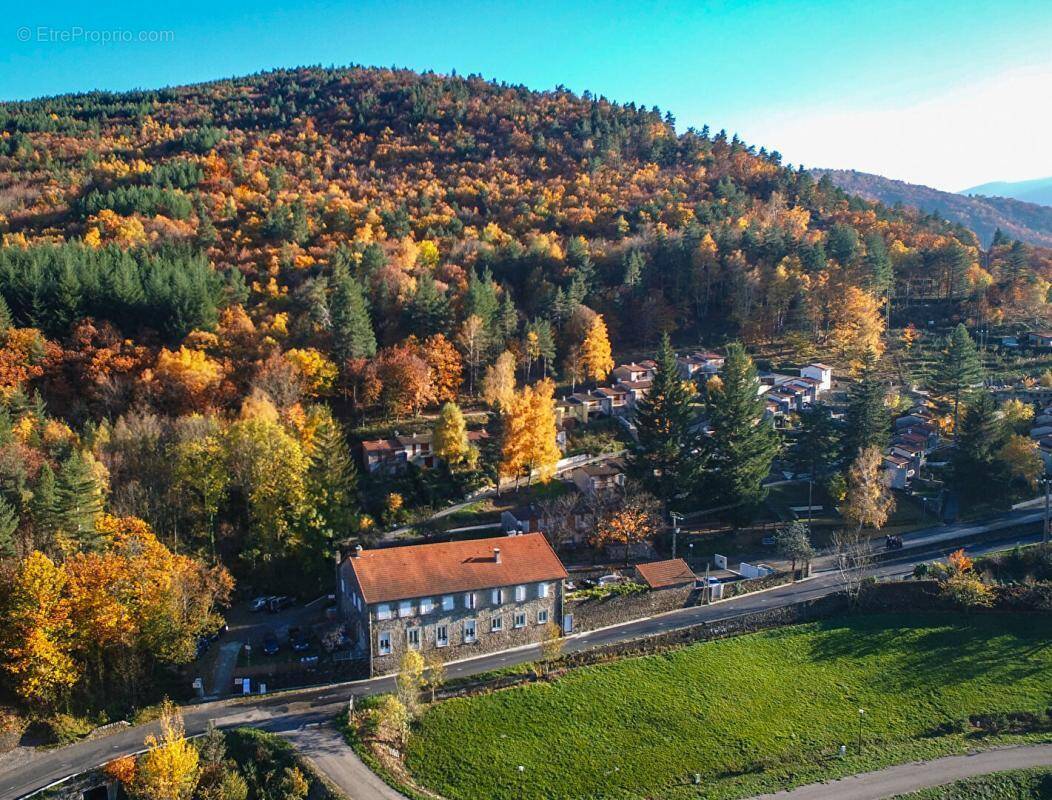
<box><xmin>517</xmin><ymin>765</ymin><xmax>525</xmax><ymax>800</ymax></box>
<box><xmin>688</xmin><ymin>542</ymin><xmax>694</xmax><ymax>566</ymax></box>
<box><xmin>857</xmin><ymin>708</ymin><xmax>865</xmax><ymax>755</ymax></box>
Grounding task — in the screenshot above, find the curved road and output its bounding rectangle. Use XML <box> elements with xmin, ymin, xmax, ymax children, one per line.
<box><xmin>0</xmin><ymin>519</ymin><xmax>1043</xmax><ymax>800</ymax></box>
<box><xmin>751</xmin><ymin>744</ymin><xmax>1052</xmax><ymax>800</ymax></box>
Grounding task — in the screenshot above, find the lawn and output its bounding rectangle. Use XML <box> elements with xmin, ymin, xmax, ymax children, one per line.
<box><xmin>405</xmin><ymin>614</ymin><xmax>1052</xmax><ymax>800</ymax></box>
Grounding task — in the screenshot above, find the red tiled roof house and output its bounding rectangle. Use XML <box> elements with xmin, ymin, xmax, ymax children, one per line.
<box><xmin>338</xmin><ymin>533</ymin><xmax>568</xmax><ymax>675</ymax></box>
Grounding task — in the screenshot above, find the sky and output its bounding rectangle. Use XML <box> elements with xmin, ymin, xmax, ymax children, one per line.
<box><xmin>2</xmin><ymin>0</ymin><xmax>1051</xmax><ymax>192</ymax></box>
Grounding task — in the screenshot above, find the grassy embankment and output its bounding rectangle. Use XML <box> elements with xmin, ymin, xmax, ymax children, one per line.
<box><xmin>405</xmin><ymin>613</ymin><xmax>1052</xmax><ymax>800</ymax></box>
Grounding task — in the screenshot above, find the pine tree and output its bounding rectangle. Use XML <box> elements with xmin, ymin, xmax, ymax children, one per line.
<box><xmin>953</xmin><ymin>390</ymin><xmax>1009</xmax><ymax>503</ymax></box>
<box><xmin>843</xmin><ymin>353</ymin><xmax>890</xmax><ymax>461</ymax></box>
<box><xmin>329</xmin><ymin>265</ymin><xmax>377</xmax><ymax>361</ymax></box>
<box><xmin>627</xmin><ymin>334</ymin><xmax>704</xmax><ymax>504</ymax></box>
<box><xmin>405</xmin><ymin>273</ymin><xmax>451</xmax><ymax>337</ymax></box>
<box><xmin>932</xmin><ymin>323</ymin><xmax>982</xmax><ymax>438</ymax></box>
<box><xmin>706</xmin><ymin>343</ymin><xmax>781</xmax><ymax>514</ymax></box>
<box><xmin>306</xmin><ymin>416</ymin><xmax>360</xmax><ymax>573</ymax></box>
<box><xmin>56</xmin><ymin>452</ymin><xmax>103</xmax><ymax>552</ymax></box>
<box><xmin>30</xmin><ymin>463</ymin><xmax>59</xmax><ymax>552</ymax></box>
<box><xmin>0</xmin><ymin>292</ymin><xmax>12</xmax><ymax>334</ymax></box>
<box><xmin>791</xmin><ymin>403</ymin><xmax>842</xmax><ymax>481</ymax></box>
<box><xmin>0</xmin><ymin>496</ymin><xmax>17</xmax><ymax>557</ymax></box>
<box><xmin>498</xmin><ymin>291</ymin><xmax>518</xmax><ymax>345</ymax></box>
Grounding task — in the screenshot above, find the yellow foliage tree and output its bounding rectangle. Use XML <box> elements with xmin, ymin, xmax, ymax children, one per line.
<box><xmin>481</xmin><ymin>350</ymin><xmax>516</xmax><ymax>411</ymax></box>
<box><xmin>842</xmin><ymin>446</ymin><xmax>895</xmax><ymax>531</ymax></box>
<box><xmin>830</xmin><ymin>286</ymin><xmax>886</xmax><ymax>369</ymax></box>
<box><xmin>499</xmin><ymin>378</ymin><xmax>559</xmax><ymax>484</ymax></box>
<box><xmin>285</xmin><ymin>348</ymin><xmax>338</xmax><ymax>397</ymax></box>
<box><xmin>130</xmin><ymin>701</ymin><xmax>200</xmax><ymax>800</ymax></box>
<box><xmin>432</xmin><ymin>402</ymin><xmax>471</xmax><ymax>468</ymax></box>
<box><xmin>998</xmin><ymin>434</ymin><xmax>1043</xmax><ymax>489</ymax></box>
<box><xmin>581</xmin><ymin>314</ymin><xmax>614</xmax><ymax>383</ymax></box>
<box><xmin>0</xmin><ymin>552</ymin><xmax>78</xmax><ymax>708</ymax></box>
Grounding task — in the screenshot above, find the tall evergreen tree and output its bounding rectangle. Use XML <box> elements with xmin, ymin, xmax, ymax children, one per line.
<box><xmin>306</xmin><ymin>415</ymin><xmax>360</xmax><ymax>560</ymax></box>
<box><xmin>329</xmin><ymin>265</ymin><xmax>377</xmax><ymax>361</ymax></box>
<box><xmin>56</xmin><ymin>451</ymin><xmax>103</xmax><ymax>552</ymax></box>
<box><xmin>791</xmin><ymin>403</ymin><xmax>842</xmax><ymax>480</ymax></box>
<box><xmin>843</xmin><ymin>353</ymin><xmax>890</xmax><ymax>461</ymax></box>
<box><xmin>405</xmin><ymin>273</ymin><xmax>451</xmax><ymax>337</ymax></box>
<box><xmin>627</xmin><ymin>334</ymin><xmax>705</xmax><ymax>505</ymax></box>
<box><xmin>932</xmin><ymin>323</ymin><xmax>982</xmax><ymax>437</ymax></box>
<box><xmin>952</xmin><ymin>391</ymin><xmax>1009</xmax><ymax>504</ymax></box>
<box><xmin>30</xmin><ymin>462</ymin><xmax>59</xmax><ymax>552</ymax></box>
<box><xmin>0</xmin><ymin>496</ymin><xmax>17</xmax><ymax>557</ymax></box>
<box><xmin>705</xmin><ymin>343</ymin><xmax>781</xmax><ymax>514</ymax></box>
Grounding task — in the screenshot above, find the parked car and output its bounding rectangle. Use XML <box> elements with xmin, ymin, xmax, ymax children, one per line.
<box><xmin>267</xmin><ymin>596</ymin><xmax>294</xmax><ymax>613</ymax></box>
<box><xmin>597</xmin><ymin>574</ymin><xmax>622</xmax><ymax>586</ymax></box>
<box><xmin>250</xmin><ymin>596</ymin><xmax>273</xmax><ymax>612</ymax></box>
<box><xmin>262</xmin><ymin>632</ymin><xmax>280</xmax><ymax>656</ymax></box>
<box><xmin>288</xmin><ymin>626</ymin><xmax>310</xmax><ymax>652</ymax></box>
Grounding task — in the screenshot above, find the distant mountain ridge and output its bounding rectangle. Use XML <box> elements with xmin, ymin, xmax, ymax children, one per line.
<box><xmin>961</xmin><ymin>176</ymin><xmax>1052</xmax><ymax>208</ymax></box>
<box><xmin>813</xmin><ymin>169</ymin><xmax>1052</xmax><ymax>248</ymax></box>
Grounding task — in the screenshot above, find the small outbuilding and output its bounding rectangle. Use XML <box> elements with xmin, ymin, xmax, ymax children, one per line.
<box><xmin>634</xmin><ymin>558</ymin><xmax>696</xmax><ymax>590</ymax></box>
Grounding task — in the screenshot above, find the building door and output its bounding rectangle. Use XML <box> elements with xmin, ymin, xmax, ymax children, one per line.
<box><xmin>562</xmin><ymin>614</ymin><xmax>573</xmax><ymax>634</ymax></box>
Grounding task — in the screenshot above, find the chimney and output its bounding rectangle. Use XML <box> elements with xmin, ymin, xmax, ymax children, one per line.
<box><xmin>493</xmin><ymin>547</ymin><xmax>502</xmax><ymax>564</ymax></box>
<box><xmin>354</xmin><ymin>544</ymin><xmax>363</xmax><ymax>558</ymax></box>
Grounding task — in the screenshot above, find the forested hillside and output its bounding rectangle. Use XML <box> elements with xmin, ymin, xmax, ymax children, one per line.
<box><xmin>815</xmin><ymin>168</ymin><xmax>1052</xmax><ymax>248</ymax></box>
<box><xmin>1</xmin><ymin>68</ymin><xmax>1051</xmax><ymax>718</ymax></box>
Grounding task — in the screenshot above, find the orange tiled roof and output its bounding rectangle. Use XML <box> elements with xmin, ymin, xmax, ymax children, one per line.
<box><xmin>635</xmin><ymin>558</ymin><xmax>696</xmax><ymax>590</ymax></box>
<box><xmin>347</xmin><ymin>533</ymin><xmax>567</xmax><ymax>604</ymax></box>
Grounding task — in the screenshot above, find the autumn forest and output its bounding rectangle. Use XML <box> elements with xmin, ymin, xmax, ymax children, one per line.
<box><xmin>0</xmin><ymin>65</ymin><xmax>1050</xmax><ymax>724</ymax></box>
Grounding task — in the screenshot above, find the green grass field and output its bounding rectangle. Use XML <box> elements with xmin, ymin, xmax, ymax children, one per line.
<box><xmin>894</xmin><ymin>768</ymin><xmax>1052</xmax><ymax>800</ymax></box>
<box><xmin>405</xmin><ymin>614</ymin><xmax>1052</xmax><ymax>800</ymax></box>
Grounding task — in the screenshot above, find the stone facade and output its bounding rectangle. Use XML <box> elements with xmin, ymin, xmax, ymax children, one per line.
<box><xmin>340</xmin><ymin>557</ymin><xmax>564</xmax><ymax>676</ymax></box>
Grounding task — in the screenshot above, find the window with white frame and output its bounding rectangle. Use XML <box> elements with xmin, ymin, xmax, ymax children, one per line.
<box><xmin>406</xmin><ymin>627</ymin><xmax>421</xmax><ymax>650</ymax></box>
<box><xmin>465</xmin><ymin>591</ymin><xmax>476</xmax><ymax>609</ymax></box>
<box><xmin>538</xmin><ymin>582</ymin><xmax>550</xmax><ymax>598</ymax></box>
<box><xmin>514</xmin><ymin>611</ymin><xmax>526</xmax><ymax>628</ymax></box>
<box><xmin>442</xmin><ymin>595</ymin><xmax>454</xmax><ymax>611</ymax></box>
<box><xmin>419</xmin><ymin>597</ymin><xmax>434</xmax><ymax>614</ymax></box>
<box><xmin>537</xmin><ymin>609</ymin><xmax>549</xmax><ymax>624</ymax></box>
<box><xmin>398</xmin><ymin>600</ymin><xmax>414</xmax><ymax>618</ymax></box>
<box><xmin>491</xmin><ymin>615</ymin><xmax>503</xmax><ymax>632</ymax></box>
<box><xmin>514</xmin><ymin>585</ymin><xmax>526</xmax><ymax>602</ymax></box>
<box><xmin>435</xmin><ymin>624</ymin><xmax>448</xmax><ymax>647</ymax></box>
<box><xmin>377</xmin><ymin>630</ymin><xmax>392</xmax><ymax>655</ymax></box>
<box><xmin>492</xmin><ymin>588</ymin><xmax>504</xmax><ymax>605</ymax></box>
<box><xmin>463</xmin><ymin>619</ymin><xmax>477</xmax><ymax>643</ymax></box>
<box><xmin>376</xmin><ymin>604</ymin><xmax>392</xmax><ymax>621</ymax></box>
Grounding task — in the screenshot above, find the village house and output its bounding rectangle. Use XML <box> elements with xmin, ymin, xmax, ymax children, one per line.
<box><xmin>617</xmin><ymin>379</ymin><xmax>653</xmax><ymax>408</ymax></box>
<box><xmin>360</xmin><ymin>430</ymin><xmax>489</xmax><ymax>474</ymax></box>
<box><xmin>571</xmin><ymin>460</ymin><xmax>626</xmax><ymax>496</ymax></box>
<box><xmin>677</xmin><ymin>351</ymin><xmax>724</xmax><ymax>380</ymax></box>
<box><xmin>593</xmin><ymin>385</ymin><xmax>630</xmax><ymax>416</ymax></box>
<box><xmin>800</xmin><ymin>363</ymin><xmax>833</xmax><ymax>393</ymax></box>
<box><xmin>611</xmin><ymin>362</ymin><xmax>655</xmax><ymax>383</ymax></box>
<box><xmin>338</xmin><ymin>534</ymin><xmax>568</xmax><ymax>676</ymax></box>
<box><xmin>883</xmin><ymin>453</ymin><xmax>915</xmax><ymax>489</ymax></box>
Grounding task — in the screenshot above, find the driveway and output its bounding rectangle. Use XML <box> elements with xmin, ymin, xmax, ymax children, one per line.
<box><xmin>750</xmin><ymin>743</ymin><xmax>1052</xmax><ymax>800</ymax></box>
<box><xmin>280</xmin><ymin>723</ymin><xmax>407</xmax><ymax>800</ymax></box>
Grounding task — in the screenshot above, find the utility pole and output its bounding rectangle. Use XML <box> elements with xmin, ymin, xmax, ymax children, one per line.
<box><xmin>858</xmin><ymin>708</ymin><xmax>865</xmax><ymax>754</ymax></box>
<box><xmin>670</xmin><ymin>512</ymin><xmax>683</xmax><ymax>559</ymax></box>
<box><xmin>1044</xmin><ymin>477</ymin><xmax>1050</xmax><ymax>547</ymax></box>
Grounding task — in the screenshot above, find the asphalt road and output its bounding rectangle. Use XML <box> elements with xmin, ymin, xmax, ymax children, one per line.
<box><xmin>751</xmin><ymin>744</ymin><xmax>1052</xmax><ymax>800</ymax></box>
<box><xmin>0</xmin><ymin>524</ymin><xmax>1042</xmax><ymax>800</ymax></box>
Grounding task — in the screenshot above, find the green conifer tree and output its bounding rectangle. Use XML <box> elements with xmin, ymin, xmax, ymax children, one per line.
<box><xmin>706</xmin><ymin>343</ymin><xmax>781</xmax><ymax>514</ymax></box>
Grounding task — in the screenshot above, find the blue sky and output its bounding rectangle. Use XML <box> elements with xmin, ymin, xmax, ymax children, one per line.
<box><xmin>3</xmin><ymin>0</ymin><xmax>1051</xmax><ymax>190</ymax></box>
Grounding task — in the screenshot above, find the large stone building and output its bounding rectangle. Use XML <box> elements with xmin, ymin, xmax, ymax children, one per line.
<box><xmin>338</xmin><ymin>533</ymin><xmax>568</xmax><ymax>676</ymax></box>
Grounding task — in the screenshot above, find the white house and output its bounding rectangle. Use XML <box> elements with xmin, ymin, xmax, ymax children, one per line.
<box><xmin>801</xmin><ymin>363</ymin><xmax>833</xmax><ymax>394</ymax></box>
